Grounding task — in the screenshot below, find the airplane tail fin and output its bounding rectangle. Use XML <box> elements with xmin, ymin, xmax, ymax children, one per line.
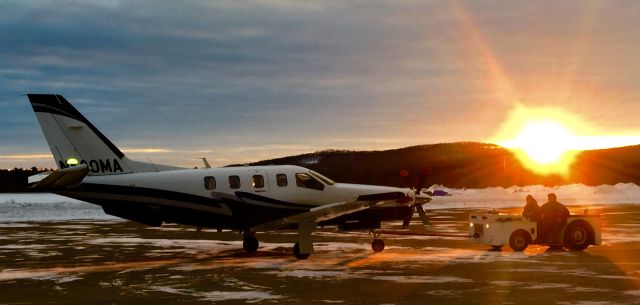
<box><xmin>27</xmin><ymin>94</ymin><xmax>181</xmax><ymax>175</ymax></box>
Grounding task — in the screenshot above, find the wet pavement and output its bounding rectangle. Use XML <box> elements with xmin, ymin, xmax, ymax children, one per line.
<box><xmin>1</xmin><ymin>205</ymin><xmax>639</xmax><ymax>304</ymax></box>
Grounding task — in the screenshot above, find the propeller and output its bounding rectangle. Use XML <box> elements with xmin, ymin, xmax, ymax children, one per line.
<box><xmin>401</xmin><ymin>167</ymin><xmax>432</xmax><ymax>229</ymax></box>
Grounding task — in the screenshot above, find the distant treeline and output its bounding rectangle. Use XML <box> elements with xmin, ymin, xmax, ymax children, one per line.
<box><xmin>2</xmin><ymin>142</ymin><xmax>640</xmax><ymax>192</ymax></box>
<box><xmin>0</xmin><ymin>167</ymin><xmax>51</xmax><ymax>192</ymax></box>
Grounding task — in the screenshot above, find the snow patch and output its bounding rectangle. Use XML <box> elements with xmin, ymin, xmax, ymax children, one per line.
<box><xmin>623</xmin><ymin>290</ymin><xmax>640</xmax><ymax>296</ymax></box>
<box><xmin>0</xmin><ymin>193</ymin><xmax>116</xmax><ymax>222</ymax></box>
<box><xmin>370</xmin><ymin>275</ymin><xmax>472</xmax><ymax>284</ymax></box>
<box><xmin>196</xmin><ymin>290</ymin><xmax>283</xmax><ymax>302</ymax></box>
<box><xmin>427</xmin><ymin>183</ymin><xmax>640</xmax><ymax>209</ymax></box>
<box><xmin>147</xmin><ymin>285</ymin><xmax>283</xmax><ymax>302</ymax></box>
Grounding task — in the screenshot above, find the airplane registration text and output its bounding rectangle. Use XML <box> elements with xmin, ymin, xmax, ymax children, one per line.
<box><xmin>59</xmin><ymin>159</ymin><xmax>124</xmax><ymax>173</ymax></box>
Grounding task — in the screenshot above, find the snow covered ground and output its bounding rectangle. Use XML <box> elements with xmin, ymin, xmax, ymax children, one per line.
<box><xmin>0</xmin><ymin>193</ymin><xmax>116</xmax><ymax>222</ymax></box>
<box><xmin>1</xmin><ymin>183</ymin><xmax>639</xmax><ymax>222</ymax></box>
<box><xmin>1</xmin><ymin>207</ymin><xmax>639</xmax><ymax>305</ymax></box>
<box><xmin>1</xmin><ymin>186</ymin><xmax>639</xmax><ymax>304</ymax></box>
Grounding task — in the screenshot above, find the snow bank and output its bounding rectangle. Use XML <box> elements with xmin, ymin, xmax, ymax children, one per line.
<box><xmin>427</xmin><ymin>183</ymin><xmax>640</xmax><ymax>209</ymax></box>
<box><xmin>1</xmin><ymin>183</ymin><xmax>639</xmax><ymax>222</ymax></box>
<box><xmin>0</xmin><ymin>193</ymin><xmax>116</xmax><ymax>222</ymax></box>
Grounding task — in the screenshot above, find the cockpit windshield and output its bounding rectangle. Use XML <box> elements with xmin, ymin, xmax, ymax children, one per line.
<box><xmin>309</xmin><ymin>170</ymin><xmax>335</xmax><ymax>185</ymax></box>
<box><xmin>296</xmin><ymin>173</ymin><xmax>325</xmax><ymax>191</ymax></box>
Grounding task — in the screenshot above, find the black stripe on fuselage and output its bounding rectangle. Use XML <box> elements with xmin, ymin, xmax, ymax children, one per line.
<box><xmin>27</xmin><ymin>94</ymin><xmax>125</xmax><ymax>159</ymax></box>
<box><xmin>57</xmin><ymin>183</ymin><xmax>310</xmax><ymax>228</ymax></box>
<box><xmin>234</xmin><ymin>191</ymin><xmax>311</xmax><ymax>210</ymax></box>
<box><xmin>79</xmin><ymin>183</ymin><xmax>225</xmax><ymax>208</ymax></box>
<box><xmin>77</xmin><ymin>183</ymin><xmax>313</xmax><ymax>210</ymax></box>
<box><xmin>55</xmin><ymin>183</ymin><xmax>411</xmax><ymax>230</ymax></box>
<box><xmin>75</xmin><ymin>196</ymin><xmax>300</xmax><ymax>229</ymax></box>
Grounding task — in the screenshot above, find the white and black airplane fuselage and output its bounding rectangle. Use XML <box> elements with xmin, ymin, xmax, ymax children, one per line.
<box><xmin>26</xmin><ymin>94</ymin><xmax>428</xmax><ymax>259</ymax></box>
<box><xmin>47</xmin><ymin>165</ymin><xmax>414</xmax><ymax>230</ymax></box>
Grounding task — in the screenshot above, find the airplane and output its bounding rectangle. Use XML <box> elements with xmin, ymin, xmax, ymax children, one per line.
<box><xmin>25</xmin><ymin>94</ymin><xmax>432</xmax><ymax>259</ymax></box>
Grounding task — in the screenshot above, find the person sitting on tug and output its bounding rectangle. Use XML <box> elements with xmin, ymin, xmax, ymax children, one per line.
<box><xmin>539</xmin><ymin>193</ymin><xmax>570</xmax><ymax>245</ymax></box>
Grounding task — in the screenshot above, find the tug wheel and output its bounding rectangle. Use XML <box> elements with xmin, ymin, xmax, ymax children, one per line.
<box><xmin>563</xmin><ymin>220</ymin><xmax>592</xmax><ymax>251</ymax></box>
<box><xmin>509</xmin><ymin>230</ymin><xmax>531</xmax><ymax>252</ymax></box>
<box><xmin>371</xmin><ymin>239</ymin><xmax>385</xmax><ymax>252</ymax></box>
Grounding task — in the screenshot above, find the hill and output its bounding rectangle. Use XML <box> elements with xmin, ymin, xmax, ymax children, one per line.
<box><xmin>244</xmin><ymin>142</ymin><xmax>640</xmax><ymax>188</ymax></box>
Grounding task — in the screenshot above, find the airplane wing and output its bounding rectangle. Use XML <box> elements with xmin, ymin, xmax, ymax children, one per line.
<box><xmin>28</xmin><ymin>164</ymin><xmax>90</xmax><ymax>189</ymax></box>
<box><xmin>251</xmin><ymin>192</ymin><xmax>407</xmax><ymax>232</ymax></box>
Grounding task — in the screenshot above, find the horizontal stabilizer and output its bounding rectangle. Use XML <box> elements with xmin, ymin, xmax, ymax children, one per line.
<box><xmin>28</xmin><ymin>165</ymin><xmax>90</xmax><ymax>189</ymax></box>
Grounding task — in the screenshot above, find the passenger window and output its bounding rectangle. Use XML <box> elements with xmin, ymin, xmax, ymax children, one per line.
<box><xmin>295</xmin><ymin>173</ymin><xmax>325</xmax><ymax>191</ymax></box>
<box><xmin>276</xmin><ymin>174</ymin><xmax>288</xmax><ymax>187</ymax></box>
<box><xmin>229</xmin><ymin>175</ymin><xmax>241</xmax><ymax>189</ymax></box>
<box><xmin>253</xmin><ymin>175</ymin><xmax>264</xmax><ymax>188</ymax></box>
<box><xmin>204</xmin><ymin>176</ymin><xmax>216</xmax><ymax>190</ymax></box>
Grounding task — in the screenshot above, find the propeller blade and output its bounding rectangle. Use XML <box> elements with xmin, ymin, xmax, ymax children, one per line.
<box><xmin>401</xmin><ymin>213</ymin><xmax>413</xmax><ymax>229</ymax></box>
<box><xmin>414</xmin><ymin>167</ymin><xmax>431</xmax><ymax>194</ymax></box>
<box><xmin>399</xmin><ymin>169</ymin><xmax>411</xmax><ymax>188</ymax></box>
<box><xmin>415</xmin><ymin>203</ymin><xmax>431</xmax><ymax>226</ymax></box>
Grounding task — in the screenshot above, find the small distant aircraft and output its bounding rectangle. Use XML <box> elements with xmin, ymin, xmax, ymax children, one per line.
<box><xmin>26</xmin><ymin>94</ymin><xmax>431</xmax><ymax>259</ymax></box>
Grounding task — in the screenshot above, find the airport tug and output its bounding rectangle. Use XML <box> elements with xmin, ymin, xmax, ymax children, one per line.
<box><xmin>469</xmin><ymin>211</ymin><xmax>602</xmax><ymax>251</ymax></box>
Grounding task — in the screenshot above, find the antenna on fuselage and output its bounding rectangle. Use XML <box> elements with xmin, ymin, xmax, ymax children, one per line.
<box><xmin>199</xmin><ymin>158</ymin><xmax>211</xmax><ymax>169</ymax></box>
<box><xmin>146</xmin><ymin>157</ymin><xmax>159</xmax><ymax>172</ymax></box>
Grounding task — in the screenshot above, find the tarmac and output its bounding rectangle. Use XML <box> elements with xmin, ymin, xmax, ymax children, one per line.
<box><xmin>1</xmin><ymin>205</ymin><xmax>639</xmax><ymax>304</ymax></box>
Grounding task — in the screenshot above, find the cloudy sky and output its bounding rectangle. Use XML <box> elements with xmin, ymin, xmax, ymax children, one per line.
<box><xmin>1</xmin><ymin>0</ymin><xmax>638</xmax><ymax>169</ymax></box>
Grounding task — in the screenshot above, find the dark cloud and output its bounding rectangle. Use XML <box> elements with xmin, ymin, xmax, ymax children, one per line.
<box><xmin>1</xmin><ymin>0</ymin><xmax>638</xmax><ymax>168</ymax></box>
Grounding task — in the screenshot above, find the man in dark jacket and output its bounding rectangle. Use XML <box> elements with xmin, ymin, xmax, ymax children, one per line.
<box><xmin>539</xmin><ymin>193</ymin><xmax>570</xmax><ymax>244</ymax></box>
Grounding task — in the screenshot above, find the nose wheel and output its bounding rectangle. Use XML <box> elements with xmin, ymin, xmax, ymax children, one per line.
<box><xmin>371</xmin><ymin>238</ymin><xmax>385</xmax><ymax>252</ymax></box>
<box><xmin>370</xmin><ymin>231</ymin><xmax>385</xmax><ymax>252</ymax></box>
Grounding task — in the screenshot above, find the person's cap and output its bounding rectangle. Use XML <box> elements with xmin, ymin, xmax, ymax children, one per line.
<box><xmin>547</xmin><ymin>193</ymin><xmax>557</xmax><ymax>200</ymax></box>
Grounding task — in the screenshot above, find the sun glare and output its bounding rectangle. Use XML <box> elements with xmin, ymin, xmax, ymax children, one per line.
<box><xmin>492</xmin><ymin>105</ymin><xmax>589</xmax><ymax>176</ymax></box>
<box><xmin>493</xmin><ymin>105</ymin><xmax>640</xmax><ymax>176</ymax></box>
<box><xmin>508</xmin><ymin>121</ymin><xmax>574</xmax><ymax>164</ymax></box>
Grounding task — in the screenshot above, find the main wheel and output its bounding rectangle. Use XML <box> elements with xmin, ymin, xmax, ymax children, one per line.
<box><xmin>564</xmin><ymin>220</ymin><xmax>592</xmax><ymax>251</ymax></box>
<box><xmin>371</xmin><ymin>239</ymin><xmax>385</xmax><ymax>252</ymax></box>
<box><xmin>293</xmin><ymin>242</ymin><xmax>310</xmax><ymax>260</ymax></box>
<box><xmin>243</xmin><ymin>235</ymin><xmax>259</xmax><ymax>253</ymax></box>
<box><xmin>509</xmin><ymin>230</ymin><xmax>531</xmax><ymax>252</ymax></box>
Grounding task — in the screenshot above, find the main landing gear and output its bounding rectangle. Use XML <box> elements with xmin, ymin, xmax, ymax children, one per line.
<box><xmin>292</xmin><ymin>222</ymin><xmax>315</xmax><ymax>260</ymax></box>
<box><xmin>241</xmin><ymin>223</ymin><xmax>316</xmax><ymax>260</ymax></box>
<box><xmin>292</xmin><ymin>242</ymin><xmax>310</xmax><ymax>259</ymax></box>
<box><xmin>242</xmin><ymin>224</ymin><xmax>398</xmax><ymax>259</ymax></box>
<box><xmin>242</xmin><ymin>231</ymin><xmax>259</xmax><ymax>253</ymax></box>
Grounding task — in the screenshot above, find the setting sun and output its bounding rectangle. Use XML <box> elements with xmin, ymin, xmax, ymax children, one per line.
<box><xmin>493</xmin><ymin>105</ymin><xmax>640</xmax><ymax>176</ymax></box>
<box><xmin>497</xmin><ymin>118</ymin><xmax>581</xmax><ymax>176</ymax></box>
<box><xmin>506</xmin><ymin>121</ymin><xmax>575</xmax><ymax>164</ymax></box>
